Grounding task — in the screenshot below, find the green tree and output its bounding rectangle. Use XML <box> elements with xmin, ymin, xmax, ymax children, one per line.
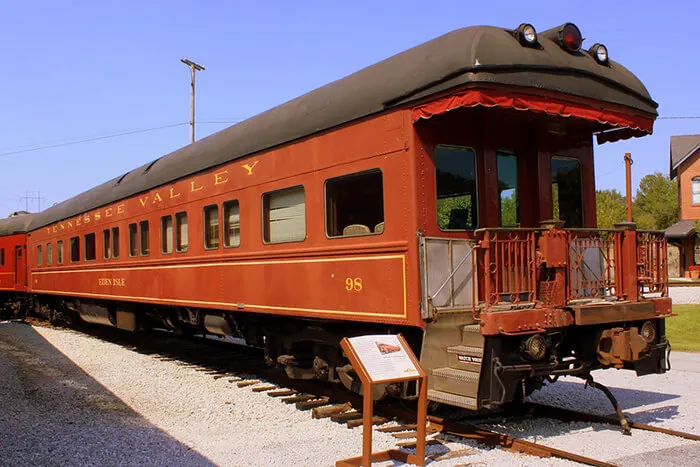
<box><xmin>633</xmin><ymin>172</ymin><xmax>678</xmax><ymax>230</ymax></box>
<box><xmin>596</xmin><ymin>189</ymin><xmax>627</xmax><ymax>228</ymax></box>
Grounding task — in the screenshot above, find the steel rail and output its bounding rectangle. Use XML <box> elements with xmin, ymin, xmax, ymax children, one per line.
<box><xmin>528</xmin><ymin>402</ymin><xmax>700</xmax><ymax>442</ymax></box>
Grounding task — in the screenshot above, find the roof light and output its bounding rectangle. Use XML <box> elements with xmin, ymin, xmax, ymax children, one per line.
<box><xmin>558</xmin><ymin>23</ymin><xmax>582</xmax><ymax>53</ymax></box>
<box><xmin>516</xmin><ymin>23</ymin><xmax>538</xmax><ymax>47</ymax></box>
<box><xmin>589</xmin><ymin>43</ymin><xmax>609</xmax><ymax>65</ymax></box>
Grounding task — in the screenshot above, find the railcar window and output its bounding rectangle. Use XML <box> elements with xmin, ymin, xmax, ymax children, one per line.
<box><xmin>36</xmin><ymin>245</ymin><xmax>42</xmax><ymax>267</ymax></box>
<box><xmin>435</xmin><ymin>145</ymin><xmax>478</xmax><ymax>230</ymax></box>
<box><xmin>176</xmin><ymin>212</ymin><xmax>188</xmax><ymax>252</ymax></box>
<box><xmin>695</xmin><ymin>238</ymin><xmax>700</xmax><ymax>265</ymax></box>
<box><xmin>0</xmin><ymin>248</ymin><xmax>4</xmax><ymax>266</ymax></box>
<box><xmin>204</xmin><ymin>205</ymin><xmax>220</xmax><ymax>249</ymax></box>
<box><xmin>263</xmin><ymin>186</ymin><xmax>306</xmax><ymax>243</ymax></box>
<box><xmin>85</xmin><ymin>233</ymin><xmax>96</xmax><ymax>261</ymax></box>
<box><xmin>161</xmin><ymin>215</ymin><xmax>173</xmax><ymax>254</ymax></box>
<box><xmin>223</xmin><ymin>200</ymin><xmax>241</xmax><ymax>248</ymax></box>
<box><xmin>129</xmin><ymin>223</ymin><xmax>138</xmax><ymax>257</ymax></box>
<box><xmin>70</xmin><ymin>236</ymin><xmax>80</xmax><ymax>263</ymax></box>
<box><xmin>551</xmin><ymin>157</ymin><xmax>583</xmax><ymax>228</ymax></box>
<box><xmin>47</xmin><ymin>243</ymin><xmax>53</xmax><ymax>266</ymax></box>
<box><xmin>692</xmin><ymin>177</ymin><xmax>700</xmax><ymax>205</ymax></box>
<box><xmin>325</xmin><ymin>170</ymin><xmax>384</xmax><ymax>237</ymax></box>
<box><xmin>103</xmin><ymin>229</ymin><xmax>111</xmax><ymax>259</ymax></box>
<box><xmin>497</xmin><ymin>151</ymin><xmax>519</xmax><ymax>227</ymax></box>
<box><xmin>57</xmin><ymin>240</ymin><xmax>64</xmax><ymax>264</ymax></box>
<box><xmin>112</xmin><ymin>227</ymin><xmax>120</xmax><ymax>258</ymax></box>
<box><xmin>140</xmin><ymin>221</ymin><xmax>150</xmax><ymax>256</ymax></box>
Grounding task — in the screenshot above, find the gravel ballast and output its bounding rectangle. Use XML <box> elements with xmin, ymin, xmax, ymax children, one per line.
<box><xmin>0</xmin><ymin>322</ymin><xmax>698</xmax><ymax>466</ymax></box>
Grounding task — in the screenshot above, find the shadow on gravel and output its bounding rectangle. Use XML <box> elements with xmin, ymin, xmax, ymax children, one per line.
<box><xmin>531</xmin><ymin>379</ymin><xmax>680</xmax><ymax>412</ymax></box>
<box><xmin>0</xmin><ymin>322</ymin><xmax>215</xmax><ymax>466</ymax></box>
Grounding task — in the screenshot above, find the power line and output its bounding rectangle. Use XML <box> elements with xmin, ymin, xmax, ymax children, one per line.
<box><xmin>0</xmin><ymin>122</ymin><xmax>187</xmax><ymax>158</ymax></box>
<box><xmin>657</xmin><ymin>116</ymin><xmax>700</xmax><ymax>120</ymax></box>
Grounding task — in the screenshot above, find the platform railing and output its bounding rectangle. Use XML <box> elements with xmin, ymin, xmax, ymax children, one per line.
<box><xmin>474</xmin><ymin>225</ymin><xmax>668</xmax><ymax>312</ymax></box>
<box><xmin>636</xmin><ymin>230</ymin><xmax>667</xmax><ymax>297</ymax></box>
<box><xmin>566</xmin><ymin>229</ymin><xmax>621</xmax><ymax>302</ymax></box>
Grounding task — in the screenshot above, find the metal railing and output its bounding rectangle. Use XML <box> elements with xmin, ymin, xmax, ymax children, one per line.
<box><xmin>637</xmin><ymin>230</ymin><xmax>667</xmax><ymax>296</ymax></box>
<box><xmin>473</xmin><ymin>226</ymin><xmax>667</xmax><ymax>311</ymax></box>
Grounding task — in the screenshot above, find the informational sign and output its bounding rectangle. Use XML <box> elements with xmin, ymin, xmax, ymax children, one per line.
<box><xmin>346</xmin><ymin>334</ymin><xmax>419</xmax><ymax>383</ymax></box>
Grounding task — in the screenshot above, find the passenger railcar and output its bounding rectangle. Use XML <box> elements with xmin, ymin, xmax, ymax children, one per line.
<box><xmin>1</xmin><ymin>23</ymin><xmax>671</xmax><ymax>411</ymax></box>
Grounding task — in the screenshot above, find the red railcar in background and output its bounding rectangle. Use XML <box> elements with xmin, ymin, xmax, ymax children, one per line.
<box><xmin>0</xmin><ymin>23</ymin><xmax>670</xmax><ymax>411</ymax></box>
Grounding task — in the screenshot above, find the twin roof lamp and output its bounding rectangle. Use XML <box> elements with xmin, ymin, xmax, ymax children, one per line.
<box><xmin>515</xmin><ymin>22</ymin><xmax>609</xmax><ymax>66</ymax></box>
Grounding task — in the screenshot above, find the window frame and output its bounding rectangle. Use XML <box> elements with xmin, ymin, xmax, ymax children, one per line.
<box><xmin>139</xmin><ymin>220</ymin><xmax>150</xmax><ymax>256</ymax></box>
<box><xmin>551</xmin><ymin>155</ymin><xmax>584</xmax><ymax>228</ymax></box>
<box><xmin>203</xmin><ymin>204</ymin><xmax>220</xmax><ymax>250</ymax></box>
<box><xmin>434</xmin><ymin>144</ymin><xmax>479</xmax><ymax>232</ymax></box>
<box><xmin>36</xmin><ymin>244</ymin><xmax>43</xmax><ymax>267</ymax></box>
<box><xmin>111</xmin><ymin>227</ymin><xmax>120</xmax><ymax>259</ymax></box>
<box><xmin>57</xmin><ymin>240</ymin><xmax>64</xmax><ymax>265</ymax></box>
<box><xmin>262</xmin><ymin>185</ymin><xmax>307</xmax><ymax>244</ymax></box>
<box><xmin>223</xmin><ymin>200</ymin><xmax>241</xmax><ymax>248</ymax></box>
<box><xmin>85</xmin><ymin>232</ymin><xmax>96</xmax><ymax>261</ymax></box>
<box><xmin>175</xmin><ymin>211</ymin><xmax>189</xmax><ymax>253</ymax></box>
<box><xmin>692</xmin><ymin>176</ymin><xmax>700</xmax><ymax>206</ymax></box>
<box><xmin>128</xmin><ymin>223</ymin><xmax>138</xmax><ymax>257</ymax></box>
<box><xmin>103</xmin><ymin>229</ymin><xmax>111</xmax><ymax>259</ymax></box>
<box><xmin>70</xmin><ymin>236</ymin><xmax>80</xmax><ymax>263</ymax></box>
<box><xmin>47</xmin><ymin>243</ymin><xmax>53</xmax><ymax>266</ymax></box>
<box><xmin>161</xmin><ymin>215</ymin><xmax>174</xmax><ymax>254</ymax></box>
<box><xmin>324</xmin><ymin>169</ymin><xmax>385</xmax><ymax>239</ymax></box>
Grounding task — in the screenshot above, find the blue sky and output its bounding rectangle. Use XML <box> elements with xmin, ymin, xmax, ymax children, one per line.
<box><xmin>0</xmin><ymin>1</ymin><xmax>697</xmax><ymax>215</ymax></box>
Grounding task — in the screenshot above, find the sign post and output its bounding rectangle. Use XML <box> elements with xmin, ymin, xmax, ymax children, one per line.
<box><xmin>336</xmin><ymin>334</ymin><xmax>427</xmax><ymax>467</ymax></box>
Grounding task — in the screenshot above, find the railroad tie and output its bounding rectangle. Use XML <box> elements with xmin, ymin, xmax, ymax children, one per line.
<box><xmin>236</xmin><ymin>380</ymin><xmax>260</xmax><ymax>388</ymax></box>
<box><xmin>331</xmin><ymin>411</ymin><xmax>362</xmax><ymax>423</ymax></box>
<box><xmin>281</xmin><ymin>394</ymin><xmax>316</xmax><ymax>404</ymax></box>
<box><xmin>251</xmin><ymin>385</ymin><xmax>278</xmax><ymax>393</ymax></box>
<box><xmin>347</xmin><ymin>416</ymin><xmax>387</xmax><ymax>429</ymax></box>
<box><xmin>377</xmin><ymin>424</ymin><xmax>417</xmax><ymax>433</ymax></box>
<box><xmin>267</xmin><ymin>389</ymin><xmax>297</xmax><ymax>397</ymax></box>
<box><xmin>312</xmin><ymin>402</ymin><xmax>352</xmax><ymax>419</ymax></box>
<box><xmin>296</xmin><ymin>397</ymin><xmax>330</xmax><ymax>411</ymax></box>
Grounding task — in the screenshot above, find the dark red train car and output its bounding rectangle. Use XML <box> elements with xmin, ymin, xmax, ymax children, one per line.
<box><xmin>7</xmin><ymin>23</ymin><xmax>671</xmax><ymax>411</ymax></box>
<box><xmin>0</xmin><ymin>214</ymin><xmax>33</xmax><ymax>315</ymax></box>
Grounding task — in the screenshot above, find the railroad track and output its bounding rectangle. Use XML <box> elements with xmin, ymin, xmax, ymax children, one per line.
<box><xmin>26</xmin><ymin>320</ymin><xmax>700</xmax><ymax>466</ymax></box>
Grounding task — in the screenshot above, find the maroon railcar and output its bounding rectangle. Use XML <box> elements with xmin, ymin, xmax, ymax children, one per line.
<box><xmin>2</xmin><ymin>23</ymin><xmax>670</xmax><ymax>411</ymax></box>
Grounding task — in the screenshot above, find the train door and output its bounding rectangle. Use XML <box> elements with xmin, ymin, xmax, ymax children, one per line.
<box><xmin>14</xmin><ymin>245</ymin><xmax>26</xmax><ymax>290</ymax></box>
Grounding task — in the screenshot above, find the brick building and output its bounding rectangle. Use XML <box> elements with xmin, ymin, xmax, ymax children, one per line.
<box><xmin>667</xmin><ymin>134</ymin><xmax>700</xmax><ymax>276</ymax></box>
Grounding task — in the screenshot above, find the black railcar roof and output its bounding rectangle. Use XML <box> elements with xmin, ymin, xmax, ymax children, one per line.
<box><xmin>3</xmin><ymin>24</ymin><xmax>657</xmax><ymax>234</ymax></box>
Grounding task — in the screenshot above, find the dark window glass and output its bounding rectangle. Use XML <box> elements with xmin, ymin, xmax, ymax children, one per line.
<box><xmin>129</xmin><ymin>223</ymin><xmax>138</xmax><ymax>257</ymax></box>
<box><xmin>497</xmin><ymin>151</ymin><xmax>519</xmax><ymax>227</ymax></box>
<box><xmin>204</xmin><ymin>205</ymin><xmax>220</xmax><ymax>249</ymax></box>
<box><xmin>326</xmin><ymin>170</ymin><xmax>384</xmax><ymax>237</ymax></box>
<box><xmin>551</xmin><ymin>157</ymin><xmax>583</xmax><ymax>228</ymax></box>
<box><xmin>161</xmin><ymin>215</ymin><xmax>173</xmax><ymax>254</ymax></box>
<box><xmin>47</xmin><ymin>243</ymin><xmax>53</xmax><ymax>266</ymax></box>
<box><xmin>223</xmin><ymin>201</ymin><xmax>240</xmax><ymax>247</ymax></box>
<box><xmin>103</xmin><ymin>229</ymin><xmax>111</xmax><ymax>259</ymax></box>
<box><xmin>70</xmin><ymin>237</ymin><xmax>80</xmax><ymax>263</ymax></box>
<box><xmin>176</xmin><ymin>212</ymin><xmax>188</xmax><ymax>252</ymax></box>
<box><xmin>36</xmin><ymin>245</ymin><xmax>42</xmax><ymax>267</ymax></box>
<box><xmin>0</xmin><ymin>248</ymin><xmax>4</xmax><ymax>266</ymax></box>
<box><xmin>85</xmin><ymin>233</ymin><xmax>96</xmax><ymax>261</ymax></box>
<box><xmin>112</xmin><ymin>227</ymin><xmax>120</xmax><ymax>258</ymax></box>
<box><xmin>57</xmin><ymin>240</ymin><xmax>64</xmax><ymax>264</ymax></box>
<box><xmin>435</xmin><ymin>145</ymin><xmax>478</xmax><ymax>230</ymax></box>
<box><xmin>140</xmin><ymin>221</ymin><xmax>150</xmax><ymax>256</ymax></box>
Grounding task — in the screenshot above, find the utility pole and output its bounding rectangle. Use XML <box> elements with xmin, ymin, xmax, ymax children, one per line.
<box><xmin>624</xmin><ymin>153</ymin><xmax>633</xmax><ymax>223</ymax></box>
<box><xmin>180</xmin><ymin>58</ymin><xmax>205</xmax><ymax>144</ymax></box>
<box><xmin>19</xmin><ymin>191</ymin><xmax>45</xmax><ymax>212</ymax></box>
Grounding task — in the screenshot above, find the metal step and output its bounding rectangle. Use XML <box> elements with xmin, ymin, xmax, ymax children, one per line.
<box><xmin>446</xmin><ymin>345</ymin><xmax>483</xmax><ymax>371</ymax></box>
<box><xmin>461</xmin><ymin>324</ymin><xmax>484</xmax><ymax>347</ymax></box>
<box><xmin>428</xmin><ymin>389</ymin><xmax>478</xmax><ymax>410</ymax></box>
<box><xmin>432</xmin><ymin>367</ymin><xmax>479</xmax><ymax>395</ymax></box>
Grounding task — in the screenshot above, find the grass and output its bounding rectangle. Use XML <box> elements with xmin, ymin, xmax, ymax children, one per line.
<box><xmin>666</xmin><ymin>305</ymin><xmax>700</xmax><ymax>352</ymax></box>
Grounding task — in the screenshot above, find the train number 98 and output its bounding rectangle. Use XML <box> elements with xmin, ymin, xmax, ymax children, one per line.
<box><xmin>345</xmin><ymin>277</ymin><xmax>363</xmax><ymax>292</ymax></box>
